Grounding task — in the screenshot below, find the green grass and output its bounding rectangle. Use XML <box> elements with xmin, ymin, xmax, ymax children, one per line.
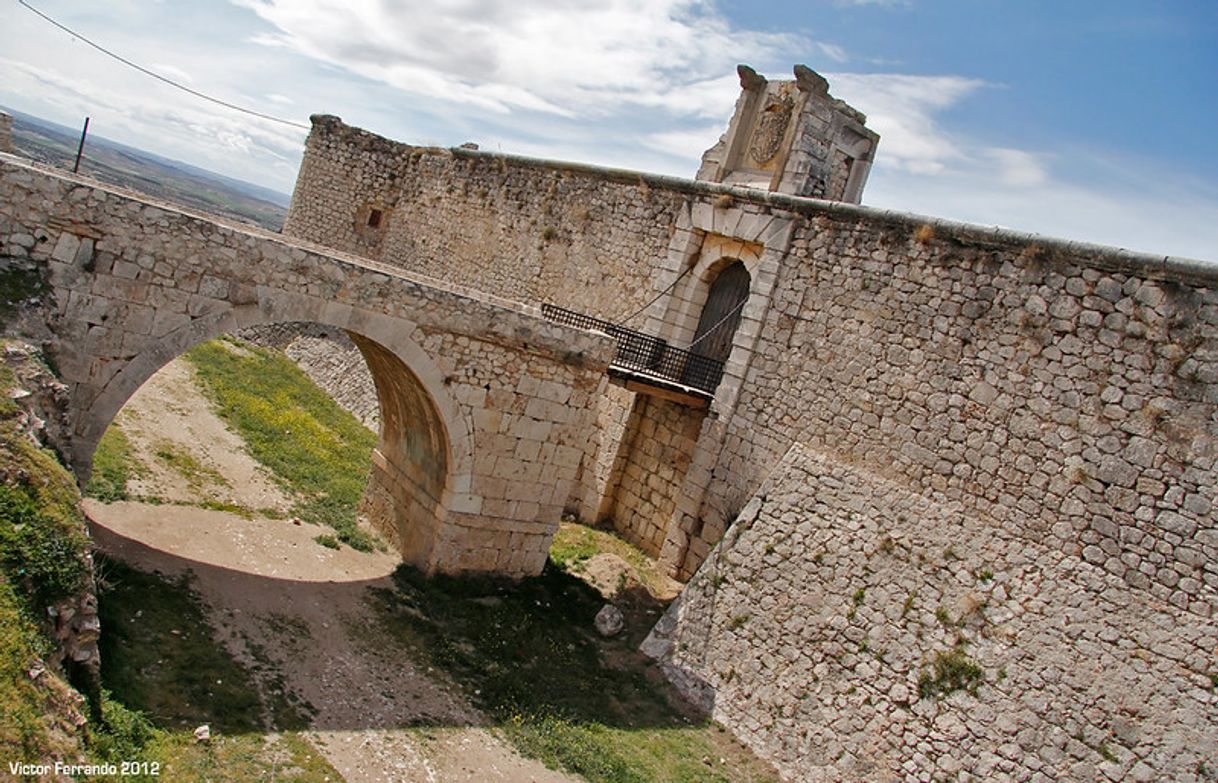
<box><xmin>0</xmin><ymin>579</ymin><xmax>60</xmax><ymax>762</ymax></box>
<box><xmin>0</xmin><ymin>364</ymin><xmax>91</xmax><ymax>608</ymax></box>
<box><xmin>549</xmin><ymin>527</ymin><xmax>601</xmax><ymax>570</ymax></box>
<box><xmin>367</xmin><ymin>564</ymin><xmax>778</xmax><ymax>783</ymax></box>
<box><xmin>87</xmin><ymin>554</ymin><xmax>333</xmax><ymax>781</ymax></box>
<box><xmin>86</xmin><ymin>425</ymin><xmax>143</xmax><ymax>502</ymax></box>
<box><xmin>95</xmin><ymin>556</ymin><xmax>265</xmax><ymax>733</ymax></box>
<box><xmin>95</xmin><ymin>554</ymin><xmax>313</xmax><ymax>733</ymax></box>
<box><xmin>0</xmin><ymin>345</ymin><xmax>338</xmax><ymax>779</ymax></box>
<box><xmin>549</xmin><ymin>523</ymin><xmax>673</xmax><ymax>597</ymax></box>
<box><xmin>0</xmin><ymin>353</ymin><xmax>94</xmax><ymax>762</ymax></box>
<box><xmin>87</xmin><ymin>697</ymin><xmax>339</xmax><ymax>783</ymax></box>
<box><xmin>0</xmin><ymin>264</ymin><xmax>49</xmax><ymax>328</ymax></box>
<box><xmin>185</xmin><ymin>337</ymin><xmax>379</xmax><ymax>551</ymax></box>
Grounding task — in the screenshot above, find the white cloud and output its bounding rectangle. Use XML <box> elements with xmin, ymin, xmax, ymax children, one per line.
<box><xmin>815</xmin><ymin>42</ymin><xmax>849</xmax><ymax>63</ymax></box>
<box><xmin>642</xmin><ymin>125</ymin><xmax>725</xmax><ymax>159</ymax></box>
<box><xmin>866</xmin><ymin>163</ymin><xmax>1218</xmax><ymax>261</ymax></box>
<box><xmin>232</xmin><ymin>0</ymin><xmax>802</xmax><ymax>117</ymax></box>
<box><xmin>3</xmin><ymin>2</ymin><xmax>1212</xmax><ymax>262</ymax></box>
<box><xmin>0</xmin><ymin>56</ymin><xmax>305</xmax><ymax>189</ymax></box>
<box><xmin>826</xmin><ymin>72</ymin><xmax>986</xmax><ymax>174</ymax></box>
<box><xmin>985</xmin><ymin>147</ymin><xmax>1049</xmax><ymax>187</ymax></box>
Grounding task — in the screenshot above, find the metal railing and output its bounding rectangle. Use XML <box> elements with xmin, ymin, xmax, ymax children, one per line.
<box><xmin>541</xmin><ymin>304</ymin><xmax>725</xmax><ymax>396</ymax></box>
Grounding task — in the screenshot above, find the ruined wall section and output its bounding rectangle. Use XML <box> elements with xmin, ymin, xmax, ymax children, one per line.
<box><xmin>671</xmin><ymin>212</ymin><xmax>1218</xmax><ymax>620</ymax></box>
<box><xmin>645</xmin><ymin>444</ymin><xmax>1218</xmax><ymax>782</ymax></box>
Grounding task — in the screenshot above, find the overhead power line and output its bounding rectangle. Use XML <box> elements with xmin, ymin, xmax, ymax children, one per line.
<box><xmin>17</xmin><ymin>0</ymin><xmax>309</xmax><ymax>130</ymax></box>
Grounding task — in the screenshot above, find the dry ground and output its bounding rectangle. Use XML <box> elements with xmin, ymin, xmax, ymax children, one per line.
<box><xmin>87</xmin><ymin>356</ymin><xmax>582</xmax><ymax>783</ymax></box>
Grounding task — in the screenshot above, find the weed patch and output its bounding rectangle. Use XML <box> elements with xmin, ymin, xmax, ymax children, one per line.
<box><xmin>549</xmin><ymin>523</ymin><xmax>674</xmax><ymax>597</ymax></box>
<box><xmin>0</xmin><ymin>365</ymin><xmax>90</xmax><ymax>606</ymax></box>
<box><xmin>88</xmin><ymin>558</ymin><xmax>327</xmax><ymax>780</ymax></box>
<box><xmin>88</xmin><ymin>701</ymin><xmax>337</xmax><ymax>783</ymax></box>
<box><xmin>549</xmin><ymin>529</ymin><xmax>600</xmax><ymax>571</ymax></box>
<box><xmin>0</xmin><ymin>264</ymin><xmax>49</xmax><ymax>328</ymax></box>
<box><xmin>0</xmin><ymin>579</ymin><xmax>59</xmax><ymax>761</ymax></box>
<box><xmin>151</xmin><ymin>440</ymin><xmax>228</xmax><ymax>492</ymax></box>
<box><xmin>95</xmin><ymin>555</ymin><xmax>266</xmax><ymax>732</ymax></box>
<box><xmin>314</xmin><ymin>533</ymin><xmax>340</xmax><ymax>550</ymax></box>
<box><xmin>0</xmin><ymin>355</ymin><xmax>93</xmax><ymax>761</ymax></box>
<box><xmin>917</xmin><ymin>645</ymin><xmax>984</xmax><ymax>700</ymax></box>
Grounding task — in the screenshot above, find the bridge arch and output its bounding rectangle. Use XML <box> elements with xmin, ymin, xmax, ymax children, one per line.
<box><xmin>75</xmin><ymin>295</ymin><xmax>474</xmax><ymax>573</ymax></box>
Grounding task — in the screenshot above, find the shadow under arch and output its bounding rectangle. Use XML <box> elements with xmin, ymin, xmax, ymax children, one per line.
<box><xmin>73</xmin><ymin>296</ymin><xmax>475</xmax><ymax>573</ymax></box>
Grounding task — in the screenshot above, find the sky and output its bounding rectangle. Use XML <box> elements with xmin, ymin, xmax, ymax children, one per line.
<box><xmin>1</xmin><ymin>0</ymin><xmax>1216</xmax><ymax>261</ymax></box>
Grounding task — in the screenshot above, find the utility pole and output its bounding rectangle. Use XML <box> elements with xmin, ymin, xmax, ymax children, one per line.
<box><xmin>73</xmin><ymin>116</ymin><xmax>89</xmax><ymax>173</ymax></box>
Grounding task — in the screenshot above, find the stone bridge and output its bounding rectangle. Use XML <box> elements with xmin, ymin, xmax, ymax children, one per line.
<box><xmin>0</xmin><ymin>155</ymin><xmax>613</xmax><ymax>578</ymax></box>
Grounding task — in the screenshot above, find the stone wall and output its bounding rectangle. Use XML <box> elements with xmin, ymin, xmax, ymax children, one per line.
<box><xmin>285</xmin><ymin>115</ymin><xmax>684</xmax><ymax>322</ymax></box>
<box><xmin>598</xmin><ymin>395</ymin><xmax>705</xmax><ymax>555</ymax></box>
<box><xmin>645</xmin><ymin>444</ymin><xmax>1218</xmax><ymax>782</ymax></box>
<box><xmin>283</xmin><ymin>116</ymin><xmax>700</xmax><ymax>540</ymax></box>
<box><xmin>664</xmin><ymin>211</ymin><xmax>1218</xmax><ymax>616</ymax></box>
<box><xmin>283</xmin><ymin>118</ymin><xmax>1217</xmax><ymax>613</ymax></box>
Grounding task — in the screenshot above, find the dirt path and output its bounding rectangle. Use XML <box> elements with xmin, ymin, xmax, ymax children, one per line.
<box><xmin>87</xmin><ymin>354</ymin><xmax>582</xmax><ymax>783</ymax></box>
<box><xmin>115</xmin><ymin>357</ymin><xmax>291</xmax><ymax>512</ymax></box>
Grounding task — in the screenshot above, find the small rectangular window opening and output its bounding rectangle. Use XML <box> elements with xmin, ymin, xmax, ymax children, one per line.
<box><xmin>367</xmin><ymin>208</ymin><xmax>384</xmax><ymax>228</ymax></box>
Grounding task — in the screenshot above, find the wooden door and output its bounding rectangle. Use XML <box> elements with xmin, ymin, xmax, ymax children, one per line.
<box><xmin>691</xmin><ymin>261</ymin><xmax>750</xmax><ymax>361</ymax></box>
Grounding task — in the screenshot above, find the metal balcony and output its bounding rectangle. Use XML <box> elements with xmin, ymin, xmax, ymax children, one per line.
<box><xmin>541</xmin><ymin>304</ymin><xmax>724</xmax><ymax>405</ymax></box>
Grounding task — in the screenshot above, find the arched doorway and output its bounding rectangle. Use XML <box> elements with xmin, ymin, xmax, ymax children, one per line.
<box><xmin>691</xmin><ymin>261</ymin><xmax>751</xmax><ymax>363</ymax></box>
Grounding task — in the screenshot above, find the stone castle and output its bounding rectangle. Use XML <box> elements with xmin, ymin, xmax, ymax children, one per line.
<box><xmin>1</xmin><ymin>64</ymin><xmax>1216</xmax><ymax>780</ymax></box>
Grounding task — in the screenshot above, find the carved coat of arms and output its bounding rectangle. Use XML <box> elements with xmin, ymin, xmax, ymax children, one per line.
<box><xmin>748</xmin><ymin>95</ymin><xmax>793</xmax><ymax>166</ymax></box>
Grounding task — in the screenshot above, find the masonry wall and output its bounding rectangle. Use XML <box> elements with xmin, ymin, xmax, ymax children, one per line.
<box><xmin>285</xmin><ymin>121</ymin><xmax>1218</xmax><ymax>610</ymax></box>
<box><xmin>281</xmin><ymin>115</ymin><xmax>1218</xmax><ymax>781</ymax></box>
<box><xmin>645</xmin><ymin>444</ymin><xmax>1218</xmax><ymax>782</ymax></box>
<box><xmin>599</xmin><ymin>396</ymin><xmax>705</xmax><ymax>555</ymax></box>
<box><xmin>667</xmin><ymin>213</ymin><xmax>1218</xmax><ymax>618</ymax></box>
<box><xmin>283</xmin><ymin>116</ymin><xmax>700</xmax><ymax>533</ymax></box>
<box><xmin>285</xmin><ymin>116</ymin><xmax>683</xmax><ymax>322</ymax></box>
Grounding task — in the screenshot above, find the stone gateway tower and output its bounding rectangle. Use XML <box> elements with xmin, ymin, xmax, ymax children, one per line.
<box><xmin>697</xmin><ymin>64</ymin><xmax>879</xmax><ymax>201</ymax></box>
